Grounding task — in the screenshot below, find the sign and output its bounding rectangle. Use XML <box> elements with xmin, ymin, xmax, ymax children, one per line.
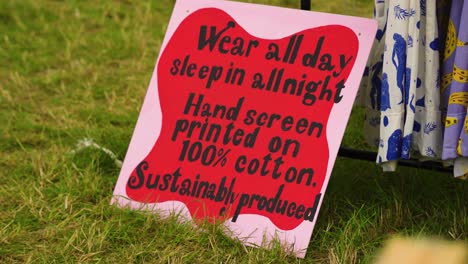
<box><xmin>112</xmin><ymin>0</ymin><xmax>377</xmax><ymax>257</ymax></box>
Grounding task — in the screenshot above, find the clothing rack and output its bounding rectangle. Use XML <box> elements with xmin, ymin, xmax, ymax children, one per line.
<box><xmin>300</xmin><ymin>0</ymin><xmax>452</xmax><ymax>173</ymax></box>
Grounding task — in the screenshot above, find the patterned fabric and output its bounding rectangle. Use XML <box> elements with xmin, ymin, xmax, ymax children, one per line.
<box><xmin>358</xmin><ymin>0</ymin><xmax>442</xmax><ymax>171</ymax></box>
<box><xmin>412</xmin><ymin>0</ymin><xmax>442</xmax><ymax>161</ymax></box>
<box><xmin>356</xmin><ymin>0</ymin><xmax>388</xmax><ymax>148</ymax></box>
<box><xmin>441</xmin><ymin>0</ymin><xmax>468</xmax><ymax>160</ymax></box>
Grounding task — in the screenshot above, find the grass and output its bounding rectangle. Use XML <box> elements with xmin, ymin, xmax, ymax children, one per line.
<box><xmin>0</xmin><ymin>0</ymin><xmax>466</xmax><ymax>263</ymax></box>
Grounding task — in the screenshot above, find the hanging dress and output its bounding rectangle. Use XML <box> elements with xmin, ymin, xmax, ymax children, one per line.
<box><xmin>411</xmin><ymin>0</ymin><xmax>443</xmax><ymax>161</ymax></box>
<box><xmin>358</xmin><ymin>0</ymin><xmax>442</xmax><ymax>171</ymax></box>
<box><xmin>357</xmin><ymin>0</ymin><xmax>389</xmax><ymax>148</ymax></box>
<box><xmin>441</xmin><ymin>0</ymin><xmax>468</xmax><ymax>160</ymax></box>
<box><xmin>440</xmin><ymin>0</ymin><xmax>468</xmax><ymax>178</ymax></box>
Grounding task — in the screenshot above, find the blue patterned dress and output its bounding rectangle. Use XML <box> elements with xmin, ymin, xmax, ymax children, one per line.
<box><xmin>358</xmin><ymin>0</ymin><xmax>442</xmax><ymax>171</ymax></box>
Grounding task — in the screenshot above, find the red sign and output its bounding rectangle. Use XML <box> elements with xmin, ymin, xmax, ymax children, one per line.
<box><xmin>113</xmin><ymin>0</ymin><xmax>376</xmax><ymax>257</ymax></box>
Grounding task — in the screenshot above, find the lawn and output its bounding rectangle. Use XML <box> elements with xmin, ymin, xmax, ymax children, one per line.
<box><xmin>0</xmin><ymin>0</ymin><xmax>466</xmax><ymax>263</ymax></box>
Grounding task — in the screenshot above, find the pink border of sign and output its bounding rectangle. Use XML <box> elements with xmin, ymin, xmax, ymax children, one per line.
<box><xmin>112</xmin><ymin>0</ymin><xmax>376</xmax><ymax>258</ymax></box>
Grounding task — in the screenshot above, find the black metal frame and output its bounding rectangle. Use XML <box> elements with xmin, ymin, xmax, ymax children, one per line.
<box><xmin>300</xmin><ymin>0</ymin><xmax>311</xmax><ymax>11</ymax></box>
<box><xmin>300</xmin><ymin>0</ymin><xmax>452</xmax><ymax>173</ymax></box>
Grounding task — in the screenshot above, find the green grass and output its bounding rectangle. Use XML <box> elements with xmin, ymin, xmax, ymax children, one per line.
<box><xmin>0</xmin><ymin>0</ymin><xmax>466</xmax><ymax>263</ymax></box>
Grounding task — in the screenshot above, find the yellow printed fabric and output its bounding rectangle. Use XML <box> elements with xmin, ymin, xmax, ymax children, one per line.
<box><xmin>453</xmin><ymin>64</ymin><xmax>468</xmax><ymax>83</ymax></box>
<box><xmin>448</xmin><ymin>92</ymin><xmax>468</xmax><ymax>106</ymax></box>
<box><xmin>445</xmin><ymin>116</ymin><xmax>459</xmax><ymax>127</ymax></box>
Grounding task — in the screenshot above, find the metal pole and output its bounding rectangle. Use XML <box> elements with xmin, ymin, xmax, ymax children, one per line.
<box><xmin>301</xmin><ymin>0</ymin><xmax>310</xmax><ymax>10</ymax></box>
<box><xmin>338</xmin><ymin>147</ymin><xmax>453</xmax><ymax>173</ymax></box>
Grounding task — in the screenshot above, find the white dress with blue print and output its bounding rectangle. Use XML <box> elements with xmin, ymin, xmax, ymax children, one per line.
<box><xmin>358</xmin><ymin>0</ymin><xmax>442</xmax><ymax>171</ymax></box>
<box><xmin>412</xmin><ymin>0</ymin><xmax>442</xmax><ymax>162</ymax></box>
